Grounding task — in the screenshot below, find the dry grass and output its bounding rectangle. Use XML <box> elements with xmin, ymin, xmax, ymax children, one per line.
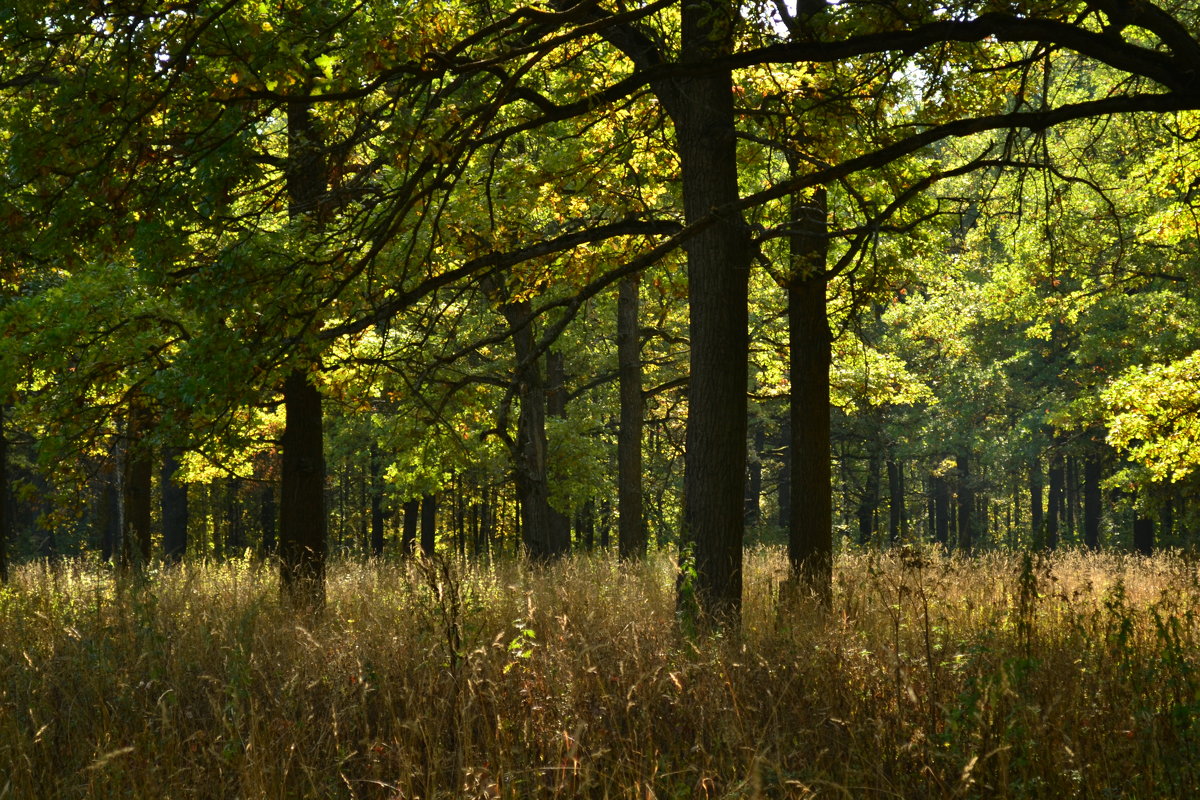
<box><xmin>2</xmin><ymin>546</ymin><xmax>1199</xmax><ymax>798</ymax></box>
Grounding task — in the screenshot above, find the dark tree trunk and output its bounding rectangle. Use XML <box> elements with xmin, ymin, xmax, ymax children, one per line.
<box><xmin>776</xmin><ymin>417</ymin><xmax>792</xmax><ymax>531</ymax></box>
<box><xmin>616</xmin><ymin>274</ymin><xmax>646</xmax><ymax>558</ymax></box>
<box><xmin>858</xmin><ymin>443</ymin><xmax>882</xmax><ymax>546</ymax></box>
<box><xmin>1046</xmin><ymin>450</ymin><xmax>1064</xmax><ymax>550</ymax></box>
<box><xmin>1029</xmin><ymin>456</ymin><xmax>1044</xmax><ymax>541</ymax></box>
<box><xmin>225</xmin><ymin>478</ymin><xmax>244</xmax><ymax>553</ymax></box>
<box><xmin>401</xmin><ymin>498</ymin><xmax>419</xmax><ymax>556</ymax></box>
<box><xmin>420</xmin><ymin>492</ymin><xmax>437</xmax><ymax>556</ymax></box>
<box><xmin>1133</xmin><ymin>515</ymin><xmax>1154</xmax><ymax>556</ymax></box>
<box><xmin>502</xmin><ymin>301</ymin><xmax>566</xmax><ymax>559</ymax></box>
<box><xmin>674</xmin><ymin>0</ymin><xmax>751</xmax><ymax>622</ymax></box>
<box><xmin>887</xmin><ymin>458</ymin><xmax>902</xmax><ymax>545</ymax></box>
<box><xmin>578</xmin><ymin>500</ymin><xmax>595</xmax><ymax>552</ymax></box>
<box><xmin>786</xmin><ymin>185</ymin><xmax>832</xmax><ymax>597</ymax></box>
<box><xmin>278</xmin><ymin>92</ymin><xmax>328</xmax><ymax>608</ymax></box>
<box><xmin>1083</xmin><ymin>456</ymin><xmax>1101</xmax><ymax>550</ymax></box>
<box><xmin>1065</xmin><ymin>456</ymin><xmax>1077</xmax><ymax>539</ymax></box>
<box><xmin>279</xmin><ymin>370</ymin><xmax>327</xmax><ymax>609</ymax></box>
<box><xmin>957</xmin><ymin>452</ymin><xmax>975</xmax><ymax>552</ymax></box>
<box><xmin>101</xmin><ymin>474</ymin><xmax>119</xmax><ymax>563</ymax></box>
<box><xmin>546</xmin><ymin>351</ymin><xmax>572</xmax><ymax>554</ymax></box>
<box><xmin>121</xmin><ymin>406</ymin><xmax>153</xmax><ymax>568</ymax></box>
<box><xmin>599</xmin><ymin>499</ymin><xmax>612</xmax><ymax>550</ymax></box>
<box><xmin>260</xmin><ymin>479</ymin><xmax>276</xmax><ymax>556</ymax></box>
<box><xmin>0</xmin><ymin>416</ymin><xmax>6</xmax><ymax>583</ymax></box>
<box><xmin>369</xmin><ymin>443</ymin><xmax>385</xmax><ymax>558</ymax></box>
<box><xmin>933</xmin><ymin>472</ymin><xmax>950</xmax><ymax>546</ymax></box>
<box><xmin>161</xmin><ymin>448</ymin><xmax>188</xmax><ymax>562</ymax></box>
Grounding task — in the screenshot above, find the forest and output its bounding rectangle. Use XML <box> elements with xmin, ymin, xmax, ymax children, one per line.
<box><xmin>3</xmin><ymin>0</ymin><xmax>1200</xmax><ymax>797</ymax></box>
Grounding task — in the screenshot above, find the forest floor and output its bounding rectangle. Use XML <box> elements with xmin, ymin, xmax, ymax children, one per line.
<box><xmin>1</xmin><ymin>546</ymin><xmax>1198</xmax><ymax>799</ymax></box>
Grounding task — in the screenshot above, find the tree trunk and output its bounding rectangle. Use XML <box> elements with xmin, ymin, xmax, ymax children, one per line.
<box><xmin>1133</xmin><ymin>515</ymin><xmax>1154</xmax><ymax>556</ymax></box>
<box><xmin>1083</xmin><ymin>456</ymin><xmax>1101</xmax><ymax>550</ymax></box>
<box><xmin>616</xmin><ymin>273</ymin><xmax>645</xmax><ymax>558</ymax></box>
<box><xmin>278</xmin><ymin>91</ymin><xmax>328</xmax><ymax>608</ymax></box>
<box><xmin>675</xmin><ymin>0</ymin><xmax>750</xmax><ymax>622</ymax></box>
<box><xmin>1029</xmin><ymin>456</ymin><xmax>1044</xmax><ymax>541</ymax></box>
<box><xmin>279</xmin><ymin>369</ymin><xmax>327</xmax><ymax>609</ymax></box>
<box><xmin>161</xmin><ymin>448</ymin><xmax>188</xmax><ymax>562</ymax></box>
<box><xmin>1046</xmin><ymin>450</ymin><xmax>1064</xmax><ymax>550</ymax></box>
<box><xmin>502</xmin><ymin>301</ymin><xmax>565</xmax><ymax>559</ymax></box>
<box><xmin>776</xmin><ymin>417</ymin><xmax>791</xmax><ymax>532</ymax></box>
<box><xmin>121</xmin><ymin>405</ymin><xmax>153</xmax><ymax>568</ymax></box>
<box><xmin>369</xmin><ymin>443</ymin><xmax>385</xmax><ymax>558</ymax></box>
<box><xmin>420</xmin><ymin>492</ymin><xmax>437</xmax><ymax>555</ymax></box>
<box><xmin>260</xmin><ymin>479</ymin><xmax>276</xmax><ymax>556</ymax></box>
<box><xmin>401</xmin><ymin>498</ymin><xmax>419</xmax><ymax>556</ymax></box>
<box><xmin>932</xmin><ymin>472</ymin><xmax>950</xmax><ymax>546</ymax></box>
<box><xmin>957</xmin><ymin>452</ymin><xmax>974</xmax><ymax>552</ymax></box>
<box><xmin>787</xmin><ymin>185</ymin><xmax>832</xmax><ymax>597</ymax></box>
<box><xmin>0</xmin><ymin>415</ymin><xmax>7</xmax><ymax>583</ymax></box>
<box><xmin>887</xmin><ymin>458</ymin><xmax>902</xmax><ymax>545</ymax></box>
<box><xmin>858</xmin><ymin>443</ymin><xmax>882</xmax><ymax>546</ymax></box>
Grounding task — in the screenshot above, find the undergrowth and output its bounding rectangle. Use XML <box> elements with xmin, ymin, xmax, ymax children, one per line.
<box><xmin>1</xmin><ymin>547</ymin><xmax>1198</xmax><ymax>798</ymax></box>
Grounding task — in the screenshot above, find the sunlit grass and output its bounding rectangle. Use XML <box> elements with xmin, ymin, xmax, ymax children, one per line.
<box><xmin>2</xmin><ymin>546</ymin><xmax>1199</xmax><ymax>798</ymax></box>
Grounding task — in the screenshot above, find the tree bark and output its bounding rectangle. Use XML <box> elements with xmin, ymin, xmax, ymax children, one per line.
<box><xmin>279</xmin><ymin>369</ymin><xmax>327</xmax><ymax>609</ymax></box>
<box><xmin>1083</xmin><ymin>455</ymin><xmax>1101</xmax><ymax>550</ymax></box>
<box><xmin>121</xmin><ymin>405</ymin><xmax>153</xmax><ymax>568</ymax></box>
<box><xmin>674</xmin><ymin>0</ymin><xmax>751</xmax><ymax>622</ymax></box>
<box><xmin>420</xmin><ymin>492</ymin><xmax>437</xmax><ymax>555</ymax></box>
<box><xmin>503</xmin><ymin>301</ymin><xmax>567</xmax><ymax>559</ymax></box>
<box><xmin>617</xmin><ymin>273</ymin><xmax>646</xmax><ymax>559</ymax></box>
<box><xmin>932</xmin><ymin>472</ymin><xmax>950</xmax><ymax>546</ymax></box>
<box><xmin>1046</xmin><ymin>450</ymin><xmax>1064</xmax><ymax>550</ymax></box>
<box><xmin>956</xmin><ymin>452</ymin><xmax>974</xmax><ymax>551</ymax></box>
<box><xmin>278</xmin><ymin>91</ymin><xmax>328</xmax><ymax>608</ymax></box>
<box><xmin>161</xmin><ymin>448</ymin><xmax>188</xmax><ymax>562</ymax></box>
<box><xmin>787</xmin><ymin>185</ymin><xmax>832</xmax><ymax>598</ymax></box>
<box><xmin>776</xmin><ymin>417</ymin><xmax>792</xmax><ymax>532</ymax></box>
<box><xmin>1133</xmin><ymin>515</ymin><xmax>1154</xmax><ymax>556</ymax></box>
<box><xmin>887</xmin><ymin>458</ymin><xmax>902</xmax><ymax>545</ymax></box>
<box><xmin>401</xmin><ymin>498</ymin><xmax>419</xmax><ymax>556</ymax></box>
<box><xmin>259</xmin><ymin>479</ymin><xmax>276</xmax><ymax>556</ymax></box>
<box><xmin>1029</xmin><ymin>456</ymin><xmax>1044</xmax><ymax>541</ymax></box>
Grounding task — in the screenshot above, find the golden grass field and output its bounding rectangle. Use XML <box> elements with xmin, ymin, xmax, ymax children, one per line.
<box><xmin>1</xmin><ymin>547</ymin><xmax>1198</xmax><ymax>798</ymax></box>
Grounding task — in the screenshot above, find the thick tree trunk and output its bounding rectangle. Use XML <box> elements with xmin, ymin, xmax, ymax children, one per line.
<box><xmin>420</xmin><ymin>492</ymin><xmax>437</xmax><ymax>555</ymax></box>
<box><xmin>1029</xmin><ymin>456</ymin><xmax>1044</xmax><ymax>541</ymax></box>
<box><xmin>956</xmin><ymin>452</ymin><xmax>975</xmax><ymax>551</ymax></box>
<box><xmin>502</xmin><ymin>301</ymin><xmax>566</xmax><ymax>559</ymax></box>
<box><xmin>787</xmin><ymin>186</ymin><xmax>832</xmax><ymax>597</ymax></box>
<box><xmin>279</xmin><ymin>92</ymin><xmax>328</xmax><ymax>608</ymax></box>
<box><xmin>401</xmin><ymin>498</ymin><xmax>419</xmax><ymax>556</ymax></box>
<box><xmin>1046</xmin><ymin>450</ymin><xmax>1064</xmax><ymax>550</ymax></box>
<box><xmin>674</xmin><ymin>0</ymin><xmax>750</xmax><ymax>622</ymax></box>
<box><xmin>1133</xmin><ymin>515</ymin><xmax>1154</xmax><ymax>556</ymax></box>
<box><xmin>279</xmin><ymin>370</ymin><xmax>327</xmax><ymax>608</ymax></box>
<box><xmin>0</xmin><ymin>416</ymin><xmax>6</xmax><ymax>583</ymax></box>
<box><xmin>121</xmin><ymin>406</ymin><xmax>153</xmax><ymax>568</ymax></box>
<box><xmin>161</xmin><ymin>448</ymin><xmax>188</xmax><ymax>562</ymax></box>
<box><xmin>887</xmin><ymin>458</ymin><xmax>902</xmax><ymax>545</ymax></box>
<box><xmin>616</xmin><ymin>273</ymin><xmax>645</xmax><ymax>558</ymax></box>
<box><xmin>1083</xmin><ymin>456</ymin><xmax>1101</xmax><ymax>550</ymax></box>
